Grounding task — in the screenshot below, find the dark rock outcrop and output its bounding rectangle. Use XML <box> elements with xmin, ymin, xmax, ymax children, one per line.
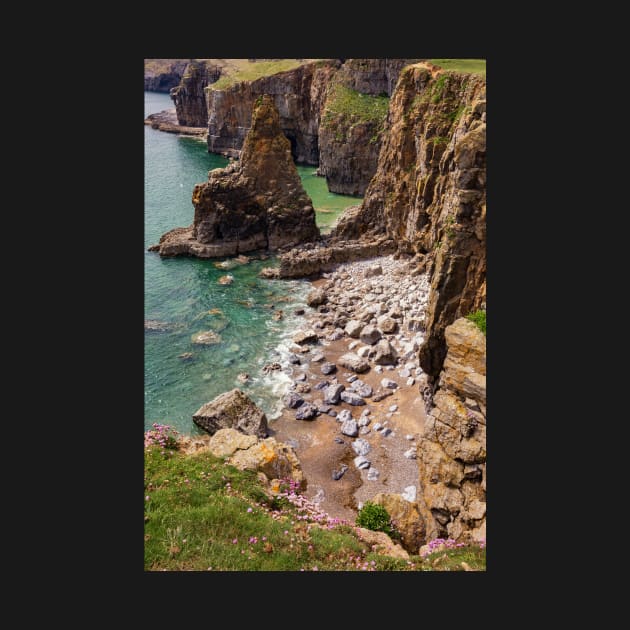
<box><xmin>171</xmin><ymin>61</ymin><xmax>222</xmax><ymax>127</ymax></box>
<box><xmin>151</xmin><ymin>96</ymin><xmax>320</xmax><ymax>258</ymax></box>
<box><xmin>144</xmin><ymin>59</ymin><xmax>188</xmax><ymax>92</ymax></box>
<box><xmin>332</xmin><ymin>62</ymin><xmax>486</xmax><ymax>381</ymax></box>
<box><xmin>192</xmin><ymin>388</ymin><xmax>268</xmax><ymax>438</ymax></box>
<box><xmin>416</xmin><ymin>317</ymin><xmax>486</xmax><ymax>543</ymax></box>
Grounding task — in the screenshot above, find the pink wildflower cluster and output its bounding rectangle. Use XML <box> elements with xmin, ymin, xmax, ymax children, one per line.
<box><xmin>276</xmin><ymin>478</ymin><xmax>350</xmax><ymax>530</ymax></box>
<box><xmin>420</xmin><ymin>537</ymin><xmax>473</xmax><ymax>557</ymax></box>
<box><xmin>144</xmin><ymin>423</ymin><xmax>179</xmax><ymax>451</ymax></box>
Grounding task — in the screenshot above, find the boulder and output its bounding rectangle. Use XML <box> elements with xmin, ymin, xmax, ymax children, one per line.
<box><xmin>345</xmin><ymin>320</ymin><xmax>364</xmax><ymax>338</ymax></box>
<box><xmin>321</xmin><ymin>362</ymin><xmax>337</xmax><ymax>375</ymax></box>
<box><xmin>365</xmin><ymin>263</ymin><xmax>383</xmax><ymax>277</ymax></box>
<box><xmin>341</xmin><ymin>418</ymin><xmax>359</xmax><ymax>437</ymax></box>
<box><xmin>352</xmin><ymin>380</ymin><xmax>373</xmax><ymax>398</ymax></box>
<box><xmin>359</xmin><ymin>325</ymin><xmax>382</xmax><ymax>345</ymax></box>
<box><xmin>372</xmin><ymin>493</ymin><xmax>425</xmax><ymax>554</ymax></box>
<box><xmin>295</xmin><ymin>403</ymin><xmax>319</xmax><ymax>420</ymax></box>
<box><xmin>206</xmin><ymin>428</ymin><xmax>258</xmax><ymax>457</ymax></box>
<box><xmin>373</xmin><ymin>339</ymin><xmax>398</xmax><ymax>365</ymax></box>
<box><xmin>351</xmin><ymin>438</ymin><xmax>371</xmax><ymax>456</ymax></box>
<box><xmin>339</xmin><ymin>353</ymin><xmax>370</xmax><ymax>374</ymax></box>
<box><xmin>293</xmin><ymin>330</ymin><xmax>319</xmax><ymax>345</ymax></box>
<box><xmin>337</xmin><ymin>409</ymin><xmax>353</xmax><ymax>423</ymax></box>
<box><xmin>377</xmin><ymin>315</ymin><xmax>398</xmax><ymax>334</ymax></box>
<box><xmin>306</xmin><ymin>288</ymin><xmax>327</xmax><ymax>307</ymax></box>
<box><xmin>380</xmin><ymin>378</ymin><xmax>398</xmax><ymax>390</ymax></box>
<box><xmin>340</xmin><ymin>391</ymin><xmax>366</xmax><ymax>406</ymax></box>
<box><xmin>284</xmin><ymin>392</ymin><xmax>304</xmax><ymax>409</ymax></box>
<box><xmin>193</xmin><ymin>389</ymin><xmax>268</xmax><ymax>437</ymax></box>
<box><xmin>324</xmin><ymin>383</ymin><xmax>345</xmax><ymax>405</ymax></box>
<box><xmin>229</xmin><ymin>435</ymin><xmax>304</xmax><ymax>488</ymax></box>
<box><xmin>353</xmin><ymin>527</ymin><xmax>409</xmax><ymax>560</ymax></box>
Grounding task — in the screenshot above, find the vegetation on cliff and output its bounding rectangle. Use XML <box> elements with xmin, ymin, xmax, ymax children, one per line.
<box><xmin>466</xmin><ymin>309</ymin><xmax>486</xmax><ymax>335</ymax></box>
<box><xmin>322</xmin><ymin>84</ymin><xmax>389</xmax><ymax>138</ymax></box>
<box><xmin>144</xmin><ymin>444</ymin><xmax>486</xmax><ymax>571</ymax></box>
<box><xmin>210</xmin><ymin>60</ymin><xmax>316</xmax><ymax>91</ymax></box>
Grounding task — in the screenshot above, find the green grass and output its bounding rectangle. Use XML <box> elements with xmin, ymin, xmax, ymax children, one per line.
<box><xmin>429</xmin><ymin>59</ymin><xmax>486</xmax><ymax>77</ymax></box>
<box><xmin>322</xmin><ymin>84</ymin><xmax>389</xmax><ymax>129</ymax></box>
<box><xmin>144</xmin><ymin>446</ymin><xmax>486</xmax><ymax>571</ymax></box>
<box><xmin>210</xmin><ymin>60</ymin><xmax>309</xmax><ymax>90</ymax></box>
<box><xmin>466</xmin><ymin>309</ymin><xmax>486</xmax><ymax>335</ymax></box>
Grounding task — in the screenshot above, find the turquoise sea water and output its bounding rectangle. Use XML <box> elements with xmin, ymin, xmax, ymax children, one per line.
<box><xmin>144</xmin><ymin>92</ymin><xmax>360</xmax><ymax>434</ymax></box>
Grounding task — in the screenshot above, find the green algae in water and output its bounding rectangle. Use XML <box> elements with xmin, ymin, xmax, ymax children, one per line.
<box><xmin>296</xmin><ymin>165</ymin><xmax>361</xmax><ymax>232</ymax></box>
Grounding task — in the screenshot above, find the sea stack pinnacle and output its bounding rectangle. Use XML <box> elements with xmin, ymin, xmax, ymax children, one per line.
<box><xmin>150</xmin><ymin>94</ymin><xmax>320</xmax><ymax>258</ymax></box>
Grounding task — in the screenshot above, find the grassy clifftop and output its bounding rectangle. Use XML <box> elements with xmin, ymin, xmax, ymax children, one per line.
<box><xmin>429</xmin><ymin>59</ymin><xmax>486</xmax><ymax>76</ymax></box>
<box><xmin>144</xmin><ymin>444</ymin><xmax>486</xmax><ymax>571</ymax></box>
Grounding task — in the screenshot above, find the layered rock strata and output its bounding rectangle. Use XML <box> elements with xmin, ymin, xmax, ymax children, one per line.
<box><xmin>416</xmin><ymin>318</ymin><xmax>486</xmax><ymax>543</ymax></box>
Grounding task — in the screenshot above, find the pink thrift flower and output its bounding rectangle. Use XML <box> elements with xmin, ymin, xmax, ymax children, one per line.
<box><xmin>247</xmin><ymin>508</ymin><xmax>253</xmax><ymax>513</ymax></box>
<box><xmin>145</xmin><ymin>496</ymin><xmax>150</xmax><ymax>501</ymax></box>
<box><xmin>232</xmin><ymin>538</ymin><xmax>238</xmax><ymax>544</ymax></box>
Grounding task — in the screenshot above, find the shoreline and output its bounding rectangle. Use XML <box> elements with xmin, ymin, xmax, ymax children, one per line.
<box><xmin>265</xmin><ymin>254</ymin><xmax>430</xmax><ymax>522</ymax></box>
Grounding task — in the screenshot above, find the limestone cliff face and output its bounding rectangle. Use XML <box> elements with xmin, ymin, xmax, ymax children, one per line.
<box><xmin>206</xmin><ymin>60</ymin><xmax>339</xmax><ymax>164</ymax></box>
<box><xmin>416</xmin><ymin>318</ymin><xmax>486</xmax><ymax>543</ymax></box>
<box><xmin>333</xmin><ymin>63</ymin><xmax>486</xmax><ymax>380</ymax></box>
<box><xmin>171</xmin><ymin>61</ymin><xmax>222</xmax><ymax>127</ymax></box>
<box><xmin>144</xmin><ymin>59</ymin><xmax>188</xmax><ymax>92</ymax></box>
<box><xmin>151</xmin><ymin>96</ymin><xmax>319</xmax><ymax>258</ymax></box>
<box><xmin>317</xmin><ymin>58</ymin><xmax>420</xmax><ymax>195</ymax></box>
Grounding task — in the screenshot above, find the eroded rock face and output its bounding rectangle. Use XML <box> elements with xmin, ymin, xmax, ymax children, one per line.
<box><xmin>152</xmin><ymin>96</ymin><xmax>320</xmax><ymax>258</ymax></box>
<box><xmin>331</xmin><ymin>63</ymin><xmax>486</xmax><ymax>381</ymax></box>
<box><xmin>171</xmin><ymin>60</ymin><xmax>222</xmax><ymax>127</ymax></box>
<box><xmin>192</xmin><ymin>388</ymin><xmax>268</xmax><ymax>438</ymax></box>
<box><xmin>416</xmin><ymin>318</ymin><xmax>486</xmax><ymax>543</ymax></box>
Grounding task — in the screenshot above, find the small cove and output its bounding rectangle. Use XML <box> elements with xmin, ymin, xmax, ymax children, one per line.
<box><xmin>144</xmin><ymin>91</ymin><xmax>360</xmax><ymax>434</ymax></box>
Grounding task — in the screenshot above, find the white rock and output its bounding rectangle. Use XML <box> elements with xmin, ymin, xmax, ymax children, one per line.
<box><xmin>389</xmin><ymin>404</ymin><xmax>398</xmax><ymax>412</ymax></box>
<box><xmin>341</xmin><ymin>418</ymin><xmax>359</xmax><ymax>437</ymax></box>
<box><xmin>415</xmin><ymin>367</ymin><xmax>423</xmax><ymax>376</ymax></box>
<box><xmin>367</xmin><ymin>468</ymin><xmax>380</xmax><ymax>481</ymax></box>
<box><xmin>406</xmin><ymin>377</ymin><xmax>415</xmax><ymax>386</ymax></box>
<box><xmin>358</xmin><ymin>415</ymin><xmax>371</xmax><ymax>427</ymax></box>
<box><xmin>402</xmin><ymin>486</ymin><xmax>417</xmax><ymax>502</ymax></box>
<box><xmin>354</xmin><ymin>456</ymin><xmax>371</xmax><ymax>470</ymax></box>
<box><xmin>404</xmin><ymin>448</ymin><xmax>417</xmax><ymax>459</ymax></box>
<box><xmin>399</xmin><ymin>369</ymin><xmax>411</xmax><ymax>378</ymax></box>
<box><xmin>373</xmin><ymin>422</ymin><xmax>383</xmax><ymax>431</ymax></box>
<box><xmin>405</xmin><ymin>434</ymin><xmax>414</xmax><ymax>441</ymax></box>
<box><xmin>375</xmin><ymin>365</ymin><xmax>383</xmax><ymax>374</ymax></box>
<box><xmin>348</xmin><ymin>340</ymin><xmax>360</xmax><ymax>350</ymax></box>
<box><xmin>357</xmin><ymin>345</ymin><xmax>371</xmax><ymax>358</ymax></box>
<box><xmin>381</xmin><ymin>378</ymin><xmax>398</xmax><ymax>390</ymax></box>
<box><xmin>352</xmin><ymin>438</ymin><xmax>371</xmax><ymax>456</ymax></box>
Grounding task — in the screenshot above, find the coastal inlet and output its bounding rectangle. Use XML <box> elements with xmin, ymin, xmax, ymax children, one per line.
<box><xmin>145</xmin><ymin>91</ymin><xmax>359</xmax><ymax>433</ymax></box>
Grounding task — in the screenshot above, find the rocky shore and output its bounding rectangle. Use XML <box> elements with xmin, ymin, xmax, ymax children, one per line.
<box><xmin>266</xmin><ymin>254</ymin><xmax>431</xmax><ymax>525</ymax></box>
<box><xmin>144</xmin><ymin>108</ymin><xmax>207</xmax><ymax>137</ymax></box>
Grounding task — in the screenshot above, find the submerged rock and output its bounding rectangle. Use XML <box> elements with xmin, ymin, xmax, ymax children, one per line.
<box><xmin>191</xmin><ymin>330</ymin><xmax>222</xmax><ymax>345</ymax></box>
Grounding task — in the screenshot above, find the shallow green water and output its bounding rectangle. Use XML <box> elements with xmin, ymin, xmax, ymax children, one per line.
<box><xmin>144</xmin><ymin>92</ymin><xmax>360</xmax><ymax>434</ymax></box>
